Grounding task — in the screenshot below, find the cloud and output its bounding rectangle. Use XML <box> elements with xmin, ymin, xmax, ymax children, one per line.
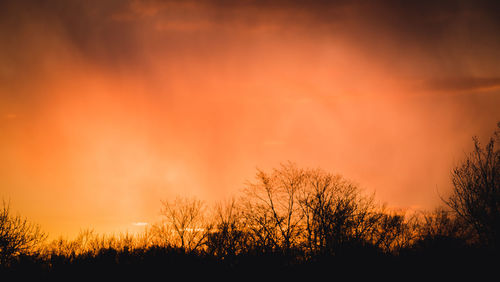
<box><xmin>2</xmin><ymin>0</ymin><xmax>500</xmax><ymax>75</ymax></box>
<box><xmin>423</xmin><ymin>76</ymin><xmax>500</xmax><ymax>92</ymax></box>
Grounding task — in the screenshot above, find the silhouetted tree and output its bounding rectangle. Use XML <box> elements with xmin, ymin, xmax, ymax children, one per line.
<box><xmin>421</xmin><ymin>208</ymin><xmax>469</xmax><ymax>241</ymax></box>
<box><xmin>242</xmin><ymin>163</ymin><xmax>388</xmax><ymax>257</ymax></box>
<box><xmin>299</xmin><ymin>170</ymin><xmax>359</xmax><ymax>255</ymax></box>
<box><xmin>0</xmin><ymin>201</ymin><xmax>46</xmax><ymax>265</ymax></box>
<box><xmin>297</xmin><ymin>168</ymin><xmax>391</xmax><ymax>256</ymax></box>
<box><xmin>446</xmin><ymin>123</ymin><xmax>500</xmax><ymax>249</ymax></box>
<box><xmin>9</xmin><ymin>159</ymin><xmax>499</xmax><ymax>276</ymax></box>
<box><xmin>156</xmin><ymin>197</ymin><xmax>211</xmax><ymax>252</ymax></box>
<box><xmin>370</xmin><ymin>209</ymin><xmax>419</xmax><ymax>254</ymax></box>
<box><xmin>413</xmin><ymin>208</ymin><xmax>471</xmax><ymax>253</ymax></box>
<box><xmin>206</xmin><ymin>199</ymin><xmax>249</xmax><ymax>259</ymax></box>
<box><xmin>242</xmin><ymin>163</ymin><xmax>306</xmax><ymax>253</ymax></box>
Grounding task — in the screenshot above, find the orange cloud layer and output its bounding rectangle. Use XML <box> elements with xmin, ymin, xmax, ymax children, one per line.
<box><xmin>1</xmin><ymin>0</ymin><xmax>499</xmax><ymax>238</ymax></box>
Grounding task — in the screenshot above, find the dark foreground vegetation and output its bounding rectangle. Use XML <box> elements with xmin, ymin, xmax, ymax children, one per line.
<box><xmin>1</xmin><ymin>124</ymin><xmax>499</xmax><ymax>280</ymax></box>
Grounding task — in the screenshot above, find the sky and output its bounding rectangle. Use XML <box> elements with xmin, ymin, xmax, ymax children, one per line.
<box><xmin>1</xmin><ymin>0</ymin><xmax>499</xmax><ymax>239</ymax></box>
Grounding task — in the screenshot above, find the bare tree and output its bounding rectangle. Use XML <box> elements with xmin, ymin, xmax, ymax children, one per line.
<box><xmin>420</xmin><ymin>208</ymin><xmax>466</xmax><ymax>239</ymax></box>
<box><xmin>206</xmin><ymin>199</ymin><xmax>249</xmax><ymax>259</ymax></box>
<box><xmin>299</xmin><ymin>169</ymin><xmax>381</xmax><ymax>255</ymax></box>
<box><xmin>415</xmin><ymin>207</ymin><xmax>471</xmax><ymax>249</ymax></box>
<box><xmin>299</xmin><ymin>171</ymin><xmax>354</xmax><ymax>254</ymax></box>
<box><xmin>243</xmin><ymin>163</ymin><xmax>386</xmax><ymax>256</ymax></box>
<box><xmin>242</xmin><ymin>163</ymin><xmax>306</xmax><ymax>253</ymax></box>
<box><xmin>0</xmin><ymin>200</ymin><xmax>46</xmax><ymax>265</ymax></box>
<box><xmin>370</xmin><ymin>209</ymin><xmax>420</xmax><ymax>254</ymax></box>
<box><xmin>445</xmin><ymin>123</ymin><xmax>500</xmax><ymax>248</ymax></box>
<box><xmin>157</xmin><ymin>197</ymin><xmax>211</xmax><ymax>252</ymax></box>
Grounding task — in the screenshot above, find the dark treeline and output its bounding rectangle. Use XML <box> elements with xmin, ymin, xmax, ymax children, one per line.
<box><xmin>1</xmin><ymin>124</ymin><xmax>499</xmax><ymax>280</ymax></box>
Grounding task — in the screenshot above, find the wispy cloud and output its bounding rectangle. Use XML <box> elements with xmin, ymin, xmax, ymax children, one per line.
<box><xmin>422</xmin><ymin>76</ymin><xmax>500</xmax><ymax>93</ymax></box>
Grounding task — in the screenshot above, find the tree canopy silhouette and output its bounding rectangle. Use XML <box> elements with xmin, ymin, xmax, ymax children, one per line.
<box><xmin>2</xmin><ymin>123</ymin><xmax>500</xmax><ymax>278</ymax></box>
<box><xmin>446</xmin><ymin>123</ymin><xmax>500</xmax><ymax>249</ymax></box>
<box><xmin>0</xmin><ymin>200</ymin><xmax>46</xmax><ymax>265</ymax></box>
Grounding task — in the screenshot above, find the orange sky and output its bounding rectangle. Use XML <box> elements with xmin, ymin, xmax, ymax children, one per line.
<box><xmin>1</xmin><ymin>0</ymin><xmax>500</xmax><ymax>239</ymax></box>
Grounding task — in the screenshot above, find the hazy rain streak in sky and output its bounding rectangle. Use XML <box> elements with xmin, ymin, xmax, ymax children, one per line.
<box><xmin>0</xmin><ymin>0</ymin><xmax>499</xmax><ymax>238</ymax></box>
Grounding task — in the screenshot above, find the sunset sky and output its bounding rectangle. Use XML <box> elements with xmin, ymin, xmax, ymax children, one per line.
<box><xmin>1</xmin><ymin>0</ymin><xmax>499</xmax><ymax>239</ymax></box>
